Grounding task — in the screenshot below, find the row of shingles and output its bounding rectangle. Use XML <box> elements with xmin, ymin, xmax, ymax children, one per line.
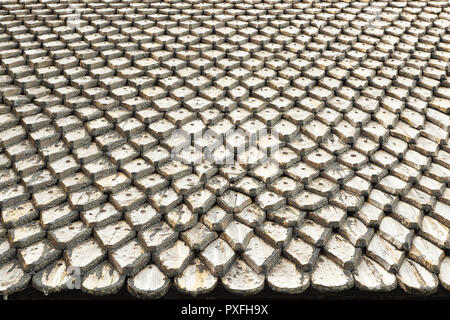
<box><xmin>268</xmin><ymin>1</ymin><xmax>356</xmax><ymax>293</ymax></box>
<box><xmin>428</xmin><ymin>1</ymin><xmax>450</xmax><ymax>292</ymax></box>
<box><xmin>0</xmin><ymin>47</ymin><xmax>33</xmax><ymax>296</ymax></box>
<box><xmin>254</xmin><ymin>0</ymin><xmax>408</xmax><ymax>292</ymax></box>
<box><xmin>34</xmin><ymin>0</ymin><xmax>157</xmax><ymax>295</ymax></box>
<box><xmin>338</xmin><ymin>0</ymin><xmax>433</xmax><ymax>293</ymax></box>
<box><xmin>109</xmin><ymin>0</ymin><xmax>308</xmax><ymax>296</ymax></box>
<box><xmin>38</xmin><ymin>0</ymin><xmax>186</xmax><ymax>296</ymax></box>
<box><xmin>122</xmin><ymin>0</ymin><xmax>288</xmax><ymax>296</ymax></box>
<box><xmin>270</xmin><ymin>2</ymin><xmax>358</xmax><ymax>288</ymax></box>
<box><xmin>298</xmin><ymin>0</ymin><xmax>448</xmax><ymax>293</ymax></box>
<box><xmin>0</xmin><ymin>0</ymin><xmax>74</xmax><ymax>296</ymax></box>
<box><xmin>0</xmin><ymin>0</ymin><xmax>440</xmax><ymax>298</ymax></box>
<box><xmin>0</xmin><ymin>0</ymin><xmax>105</xmax><ymax>296</ymax></box>
<box><xmin>70</xmin><ymin>0</ymin><xmax>242</xmax><ymax>295</ymax></box>
<box><xmin>26</xmin><ymin>1</ymin><xmax>135</xmax><ymax>295</ymax></box>
<box><xmin>199</xmin><ymin>4</ymin><xmax>302</xmax><ymax>295</ymax></box>
<box><xmin>48</xmin><ymin>0</ymin><xmax>278</xmax><ymax>296</ymax></box>
<box><xmin>33</xmin><ymin>2</ymin><xmax>130</xmax><ymax>296</ymax></box>
<box><xmin>198</xmin><ymin>0</ymin><xmax>325</xmax><ymax>294</ymax></box>
<box><xmin>38</xmin><ymin>0</ymin><xmax>154</xmax><ymax>294</ymax></box>
<box><xmin>125</xmin><ymin>0</ymin><xmax>450</xmax><ymax>296</ymax></box>
<box><xmin>91</xmin><ymin>5</ymin><xmax>178</xmax><ymax>298</ymax></box>
<box><xmin>365</xmin><ymin>1</ymin><xmax>450</xmax><ymax>294</ymax></box>
<box><xmin>339</xmin><ymin>1</ymin><xmax>423</xmax><ymax>292</ymax></box>
<box><xmin>218</xmin><ymin>4</ymin><xmax>312</xmax><ymax>294</ymax></box>
<box><xmin>145</xmin><ymin>3</ymin><xmax>269</xmax><ymax>295</ymax></box>
<box><xmin>316</xmin><ymin>0</ymin><xmax>447</xmax><ymax>293</ymax></box>
<box><xmin>3</xmin><ymin>0</ymin><xmax>74</xmax><ymax>292</ymax></box>
<box><xmin>65</xmin><ymin>0</ymin><xmax>260</xmax><ymax>296</ymax></box>
<box><xmin>0</xmin><ymin>0</ymin><xmax>158</xmax><ymax>296</ymax></box>
<box><xmin>318</xmin><ymin>0</ymin><xmax>427</xmax><ymax>292</ymax></box>
<box><xmin>305</xmin><ymin>0</ymin><xmax>445</xmax><ymax>294</ymax></box>
<box><xmin>1</xmin><ymin>0</ymin><xmax>304</xmax><ymax>296</ymax></box>
<box><xmin>246</xmin><ymin>0</ymin><xmax>359</xmax><ymax>293</ymax></box>
<box><xmin>294</xmin><ymin>1</ymin><xmax>375</xmax><ymax>292</ymax></box>
<box><xmin>117</xmin><ymin>0</ymin><xmax>244</xmax><ymax>297</ymax></box>
<box><xmin>129</xmin><ymin>0</ymin><xmax>324</xmax><ymax>296</ymax></box>
<box><xmin>193</xmin><ymin>1</ymin><xmax>355</xmax><ymax>292</ymax></box>
<box><xmin>188</xmin><ymin>0</ymin><xmax>364</xmax><ymax>289</ymax></box>
<box><xmin>406</xmin><ymin>2</ymin><xmax>450</xmax><ymax>292</ymax></box>
<box><xmin>123</xmin><ymin>2</ymin><xmax>223</xmax><ymax>297</ymax></box>
<box><xmin>105</xmin><ymin>4</ymin><xmax>208</xmax><ymax>297</ymax></box>
<box><xmin>138</xmin><ymin>5</ymin><xmax>255</xmax><ymax>296</ymax></box>
<box><xmin>288</xmin><ymin>0</ymin><xmax>393</xmax><ymax>292</ymax></box>
<box><xmin>260</xmin><ymin>0</ymin><xmax>441</xmax><ymax>293</ymax></box>
<box><xmin>239</xmin><ymin>0</ymin><xmax>376</xmax><ymax>289</ymax></box>
<box><xmin>31</xmin><ymin>0</ymin><xmax>191</xmax><ymax>296</ymax></box>
<box><xmin>191</xmin><ymin>0</ymin><xmax>371</xmax><ymax>293</ymax></box>
<box><xmin>134</xmin><ymin>1</ymin><xmax>294</xmax><ymax>296</ymax></box>
<box><xmin>158</xmin><ymin>4</ymin><xmax>278</xmax><ymax>295</ymax></box>
<box><xmin>341</xmin><ymin>0</ymin><xmax>450</xmax><ymax>295</ymax></box>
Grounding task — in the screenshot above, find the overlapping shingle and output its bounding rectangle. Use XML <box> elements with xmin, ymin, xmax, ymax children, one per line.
<box><xmin>0</xmin><ymin>0</ymin><xmax>449</xmax><ymax>298</ymax></box>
